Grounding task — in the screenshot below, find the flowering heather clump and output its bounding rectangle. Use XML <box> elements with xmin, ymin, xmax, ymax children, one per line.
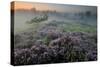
<box><xmin>14</xmin><ymin>32</ymin><xmax>97</xmax><ymax>65</ymax></box>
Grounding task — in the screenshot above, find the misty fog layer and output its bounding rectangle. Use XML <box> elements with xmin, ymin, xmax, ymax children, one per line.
<box><xmin>13</xmin><ymin>2</ymin><xmax>97</xmax><ymax>65</ymax></box>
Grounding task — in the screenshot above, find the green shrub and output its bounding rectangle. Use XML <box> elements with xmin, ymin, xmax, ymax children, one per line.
<box><xmin>27</xmin><ymin>14</ymin><xmax>48</xmax><ymax>24</ymax></box>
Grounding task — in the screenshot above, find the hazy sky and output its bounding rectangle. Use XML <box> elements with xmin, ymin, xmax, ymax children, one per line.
<box><xmin>13</xmin><ymin>1</ymin><xmax>97</xmax><ymax>13</ymax></box>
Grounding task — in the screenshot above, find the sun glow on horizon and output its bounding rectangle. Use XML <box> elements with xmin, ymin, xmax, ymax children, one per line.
<box><xmin>12</xmin><ymin>1</ymin><xmax>53</xmax><ymax>11</ymax></box>
<box><xmin>11</xmin><ymin>1</ymin><xmax>97</xmax><ymax>13</ymax></box>
<box><xmin>13</xmin><ymin>2</ymin><xmax>33</xmax><ymax>10</ymax></box>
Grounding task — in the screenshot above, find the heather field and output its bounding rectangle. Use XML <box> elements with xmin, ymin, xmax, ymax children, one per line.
<box><xmin>12</xmin><ymin>2</ymin><xmax>97</xmax><ymax>65</ymax></box>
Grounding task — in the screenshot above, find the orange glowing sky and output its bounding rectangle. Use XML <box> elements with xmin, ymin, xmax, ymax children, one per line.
<box><xmin>12</xmin><ymin>1</ymin><xmax>55</xmax><ymax>11</ymax></box>
<box><xmin>14</xmin><ymin>2</ymin><xmax>33</xmax><ymax>10</ymax></box>
<box><xmin>11</xmin><ymin>1</ymin><xmax>97</xmax><ymax>13</ymax></box>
